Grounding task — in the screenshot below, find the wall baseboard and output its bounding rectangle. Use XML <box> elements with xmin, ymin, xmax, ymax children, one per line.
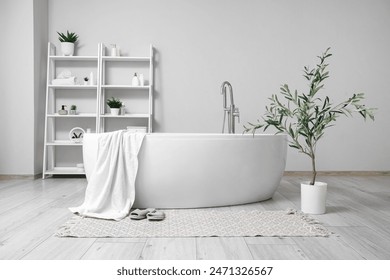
<box><xmin>0</xmin><ymin>174</ymin><xmax>42</xmax><ymax>180</ymax></box>
<box><xmin>1</xmin><ymin>171</ymin><xmax>389</xmax><ymax>180</ymax></box>
<box><xmin>284</xmin><ymin>171</ymin><xmax>390</xmax><ymax>176</ymax></box>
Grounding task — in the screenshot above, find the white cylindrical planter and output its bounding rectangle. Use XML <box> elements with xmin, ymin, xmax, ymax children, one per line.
<box><xmin>110</xmin><ymin>108</ymin><xmax>120</xmax><ymax>115</ymax></box>
<box><xmin>61</xmin><ymin>42</ymin><xmax>75</xmax><ymax>56</ymax></box>
<box><xmin>301</xmin><ymin>181</ymin><xmax>327</xmax><ymax>214</ymax></box>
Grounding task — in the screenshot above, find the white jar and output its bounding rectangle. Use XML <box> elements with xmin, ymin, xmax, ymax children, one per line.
<box><xmin>132</xmin><ymin>73</ymin><xmax>140</xmax><ymax>86</ymax></box>
<box><xmin>139</xmin><ymin>74</ymin><xmax>144</xmax><ymax>86</ymax></box>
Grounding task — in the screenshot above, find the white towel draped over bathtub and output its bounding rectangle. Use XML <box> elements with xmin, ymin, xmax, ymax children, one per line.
<box><xmin>70</xmin><ymin>130</ymin><xmax>145</xmax><ymax>221</ymax></box>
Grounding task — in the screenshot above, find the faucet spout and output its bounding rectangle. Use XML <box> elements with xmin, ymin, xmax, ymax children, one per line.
<box><xmin>220</xmin><ymin>81</ymin><xmax>234</xmax><ymax>109</ymax></box>
<box><xmin>220</xmin><ymin>81</ymin><xmax>239</xmax><ymax>134</ymax></box>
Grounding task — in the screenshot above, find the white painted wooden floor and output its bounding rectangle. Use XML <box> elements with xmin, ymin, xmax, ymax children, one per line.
<box><xmin>0</xmin><ymin>175</ymin><xmax>389</xmax><ymax>260</ymax></box>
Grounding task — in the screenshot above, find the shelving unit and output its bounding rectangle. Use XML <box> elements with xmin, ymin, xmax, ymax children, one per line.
<box><xmin>42</xmin><ymin>43</ymin><xmax>154</xmax><ymax>178</ymax></box>
<box><xmin>42</xmin><ymin>43</ymin><xmax>101</xmax><ymax>178</ymax></box>
<box><xmin>98</xmin><ymin>43</ymin><xmax>154</xmax><ymax>133</ymax></box>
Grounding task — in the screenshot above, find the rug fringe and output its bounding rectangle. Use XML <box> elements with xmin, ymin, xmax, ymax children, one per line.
<box><xmin>286</xmin><ymin>208</ymin><xmax>331</xmax><ymax>237</ymax></box>
<box><xmin>55</xmin><ymin>216</ymin><xmax>82</xmax><ymax>237</ymax></box>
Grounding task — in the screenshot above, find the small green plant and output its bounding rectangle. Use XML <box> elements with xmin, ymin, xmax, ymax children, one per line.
<box><xmin>70</xmin><ymin>105</ymin><xmax>77</xmax><ymax>110</ymax></box>
<box><xmin>57</xmin><ymin>30</ymin><xmax>79</xmax><ymax>43</ymax></box>
<box><xmin>84</xmin><ymin>77</ymin><xmax>89</xmax><ymax>82</ymax></box>
<box><xmin>106</xmin><ymin>97</ymin><xmax>122</xmax><ymax>108</ymax></box>
<box><xmin>244</xmin><ymin>48</ymin><xmax>375</xmax><ymax>185</ymax></box>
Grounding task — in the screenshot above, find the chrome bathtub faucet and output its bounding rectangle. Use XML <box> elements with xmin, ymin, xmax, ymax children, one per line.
<box><xmin>221</xmin><ymin>81</ymin><xmax>240</xmax><ymax>133</ymax></box>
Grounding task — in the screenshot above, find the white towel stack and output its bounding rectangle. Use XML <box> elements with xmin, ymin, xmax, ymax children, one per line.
<box><xmin>51</xmin><ymin>69</ymin><xmax>76</xmax><ymax>85</ymax></box>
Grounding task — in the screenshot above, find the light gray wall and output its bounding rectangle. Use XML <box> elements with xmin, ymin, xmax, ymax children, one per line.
<box><xmin>0</xmin><ymin>0</ymin><xmax>35</xmax><ymax>175</ymax></box>
<box><xmin>0</xmin><ymin>0</ymin><xmax>48</xmax><ymax>176</ymax></box>
<box><xmin>48</xmin><ymin>0</ymin><xmax>390</xmax><ymax>172</ymax></box>
<box><xmin>2</xmin><ymin>0</ymin><xmax>388</xmax><ymax>174</ymax></box>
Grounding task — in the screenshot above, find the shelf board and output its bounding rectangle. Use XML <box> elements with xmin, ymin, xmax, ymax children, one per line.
<box><xmin>101</xmin><ymin>85</ymin><xmax>149</xmax><ymax>89</ymax></box>
<box><xmin>45</xmin><ymin>167</ymin><xmax>85</xmax><ymax>175</ymax></box>
<box><xmin>46</xmin><ymin>140</ymin><xmax>83</xmax><ymax>146</ymax></box>
<box><xmin>47</xmin><ymin>113</ymin><xmax>97</xmax><ymax>118</ymax></box>
<box><xmin>101</xmin><ymin>113</ymin><xmax>150</xmax><ymax>118</ymax></box>
<box><xmin>48</xmin><ymin>85</ymin><xmax>97</xmax><ymax>89</ymax></box>
<box><xmin>49</xmin><ymin>55</ymin><xmax>98</xmax><ymax>61</ymax></box>
<box><xmin>102</xmin><ymin>56</ymin><xmax>150</xmax><ymax>62</ymax></box>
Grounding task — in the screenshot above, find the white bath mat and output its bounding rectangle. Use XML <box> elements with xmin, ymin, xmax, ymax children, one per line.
<box><xmin>56</xmin><ymin>209</ymin><xmax>331</xmax><ymax>238</ymax></box>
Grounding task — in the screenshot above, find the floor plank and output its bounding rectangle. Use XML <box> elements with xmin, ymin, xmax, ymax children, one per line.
<box><xmin>82</xmin><ymin>242</ymin><xmax>145</xmax><ymax>260</ymax></box>
<box><xmin>140</xmin><ymin>238</ymin><xmax>196</xmax><ymax>260</ymax></box>
<box><xmin>22</xmin><ymin>236</ymin><xmax>96</xmax><ymax>260</ymax></box>
<box><xmin>196</xmin><ymin>237</ymin><xmax>253</xmax><ymax>260</ymax></box>
<box><xmin>248</xmin><ymin>244</ymin><xmax>308</xmax><ymax>260</ymax></box>
<box><xmin>292</xmin><ymin>236</ymin><xmax>365</xmax><ymax>260</ymax></box>
<box><xmin>0</xmin><ymin>208</ymin><xmax>72</xmax><ymax>260</ymax></box>
<box><xmin>329</xmin><ymin>226</ymin><xmax>390</xmax><ymax>260</ymax></box>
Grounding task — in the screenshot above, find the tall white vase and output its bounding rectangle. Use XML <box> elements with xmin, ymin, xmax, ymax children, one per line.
<box><xmin>61</xmin><ymin>42</ymin><xmax>75</xmax><ymax>56</ymax></box>
<box><xmin>301</xmin><ymin>181</ymin><xmax>327</xmax><ymax>214</ymax></box>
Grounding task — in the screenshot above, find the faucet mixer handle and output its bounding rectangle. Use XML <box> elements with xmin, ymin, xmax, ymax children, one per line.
<box><xmin>233</xmin><ymin>107</ymin><xmax>240</xmax><ymax>123</ymax></box>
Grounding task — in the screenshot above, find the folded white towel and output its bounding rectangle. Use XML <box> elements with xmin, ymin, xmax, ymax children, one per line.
<box><xmin>52</xmin><ymin>77</ymin><xmax>76</xmax><ymax>85</ymax></box>
<box><xmin>70</xmin><ymin>130</ymin><xmax>146</xmax><ymax>220</ymax></box>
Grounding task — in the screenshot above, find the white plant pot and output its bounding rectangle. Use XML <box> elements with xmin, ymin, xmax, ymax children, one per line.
<box><xmin>110</xmin><ymin>108</ymin><xmax>120</xmax><ymax>115</ymax></box>
<box><xmin>301</xmin><ymin>181</ymin><xmax>327</xmax><ymax>214</ymax></box>
<box><xmin>61</xmin><ymin>42</ymin><xmax>75</xmax><ymax>56</ymax></box>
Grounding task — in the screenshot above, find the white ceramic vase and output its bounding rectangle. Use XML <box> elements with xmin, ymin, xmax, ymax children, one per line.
<box><xmin>301</xmin><ymin>181</ymin><xmax>327</xmax><ymax>214</ymax></box>
<box><xmin>110</xmin><ymin>108</ymin><xmax>120</xmax><ymax>115</ymax></box>
<box><xmin>61</xmin><ymin>42</ymin><xmax>75</xmax><ymax>56</ymax></box>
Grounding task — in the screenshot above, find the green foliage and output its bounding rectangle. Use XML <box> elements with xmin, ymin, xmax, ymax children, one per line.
<box><xmin>106</xmin><ymin>97</ymin><xmax>123</xmax><ymax>108</ymax></box>
<box><xmin>57</xmin><ymin>30</ymin><xmax>79</xmax><ymax>43</ymax></box>
<box><xmin>70</xmin><ymin>105</ymin><xmax>76</xmax><ymax>110</ymax></box>
<box><xmin>244</xmin><ymin>48</ymin><xmax>375</xmax><ymax>185</ymax></box>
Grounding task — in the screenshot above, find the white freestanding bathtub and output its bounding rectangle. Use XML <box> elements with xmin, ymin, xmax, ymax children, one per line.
<box><xmin>83</xmin><ymin>133</ymin><xmax>287</xmax><ymax>208</ymax></box>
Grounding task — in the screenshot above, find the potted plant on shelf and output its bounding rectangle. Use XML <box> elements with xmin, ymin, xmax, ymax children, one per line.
<box><xmin>69</xmin><ymin>105</ymin><xmax>77</xmax><ymax>115</ymax></box>
<box><xmin>106</xmin><ymin>97</ymin><xmax>123</xmax><ymax>116</ymax></box>
<box><xmin>57</xmin><ymin>30</ymin><xmax>79</xmax><ymax>56</ymax></box>
<box><xmin>244</xmin><ymin>48</ymin><xmax>375</xmax><ymax>214</ymax></box>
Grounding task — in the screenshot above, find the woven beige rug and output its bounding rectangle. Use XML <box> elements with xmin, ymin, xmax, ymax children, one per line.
<box><xmin>56</xmin><ymin>209</ymin><xmax>331</xmax><ymax>238</ymax></box>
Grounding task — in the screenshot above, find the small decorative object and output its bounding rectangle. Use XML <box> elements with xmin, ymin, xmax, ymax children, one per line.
<box><xmin>57</xmin><ymin>30</ymin><xmax>79</xmax><ymax>56</ymax></box>
<box><xmin>69</xmin><ymin>127</ymin><xmax>85</xmax><ymax>143</ymax></box>
<box><xmin>139</xmin><ymin>73</ymin><xmax>145</xmax><ymax>86</ymax></box>
<box><xmin>106</xmin><ymin>97</ymin><xmax>123</xmax><ymax>116</ymax></box>
<box><xmin>58</xmin><ymin>105</ymin><xmax>68</xmax><ymax>115</ymax></box>
<box><xmin>69</xmin><ymin>105</ymin><xmax>77</xmax><ymax>115</ymax></box>
<box><xmin>244</xmin><ymin>48</ymin><xmax>375</xmax><ymax>215</ymax></box>
<box><xmin>121</xmin><ymin>104</ymin><xmax>126</xmax><ymax>115</ymax></box>
<box><xmin>132</xmin><ymin>73</ymin><xmax>140</xmax><ymax>86</ymax></box>
<box><xmin>86</xmin><ymin>128</ymin><xmax>92</xmax><ymax>133</ymax></box>
<box><xmin>83</xmin><ymin>77</ymin><xmax>89</xmax><ymax>85</ymax></box>
<box><xmin>89</xmin><ymin>72</ymin><xmax>94</xmax><ymax>85</ymax></box>
<box><xmin>110</xmin><ymin>44</ymin><xmax>117</xmax><ymax>57</ymax></box>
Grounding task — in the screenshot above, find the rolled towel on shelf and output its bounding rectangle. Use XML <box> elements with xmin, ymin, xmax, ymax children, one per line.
<box><xmin>51</xmin><ymin>76</ymin><xmax>76</xmax><ymax>85</ymax></box>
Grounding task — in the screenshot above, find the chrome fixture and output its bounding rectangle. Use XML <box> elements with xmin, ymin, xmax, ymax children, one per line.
<box><xmin>220</xmin><ymin>81</ymin><xmax>240</xmax><ymax>133</ymax></box>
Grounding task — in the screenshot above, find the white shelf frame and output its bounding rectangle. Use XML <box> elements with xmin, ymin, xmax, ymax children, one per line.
<box><xmin>101</xmin><ymin>85</ymin><xmax>150</xmax><ymax>89</ymax></box>
<box><xmin>48</xmin><ymin>85</ymin><xmax>98</xmax><ymax>89</ymax></box>
<box><xmin>49</xmin><ymin>55</ymin><xmax>98</xmax><ymax>61</ymax></box>
<box><xmin>45</xmin><ymin>167</ymin><xmax>85</xmax><ymax>175</ymax></box>
<box><xmin>98</xmin><ymin>43</ymin><xmax>154</xmax><ymax>134</ymax></box>
<box><xmin>42</xmin><ymin>43</ymin><xmax>155</xmax><ymax>178</ymax></box>
<box><xmin>42</xmin><ymin>43</ymin><xmax>101</xmax><ymax>179</ymax></box>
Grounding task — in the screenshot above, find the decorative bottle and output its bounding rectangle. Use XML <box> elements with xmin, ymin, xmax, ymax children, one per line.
<box><xmin>132</xmin><ymin>73</ymin><xmax>140</xmax><ymax>86</ymax></box>
<box><xmin>58</xmin><ymin>105</ymin><xmax>68</xmax><ymax>115</ymax></box>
